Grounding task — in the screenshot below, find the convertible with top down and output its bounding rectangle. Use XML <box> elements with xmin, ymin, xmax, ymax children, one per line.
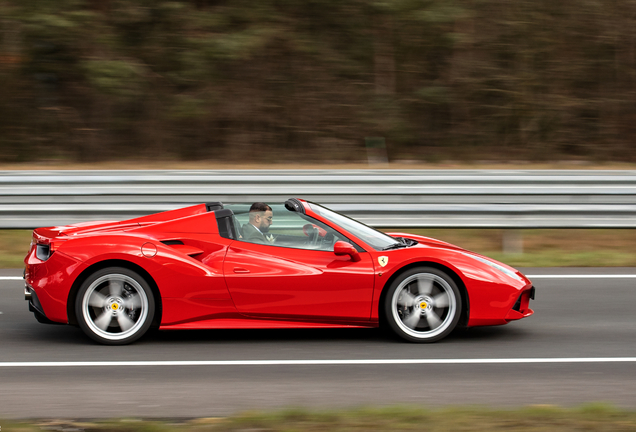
<box><xmin>24</xmin><ymin>199</ymin><xmax>535</xmax><ymax>344</ymax></box>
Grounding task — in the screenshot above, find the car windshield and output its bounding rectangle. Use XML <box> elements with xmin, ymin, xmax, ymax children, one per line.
<box><xmin>308</xmin><ymin>202</ymin><xmax>401</xmax><ymax>251</ymax></box>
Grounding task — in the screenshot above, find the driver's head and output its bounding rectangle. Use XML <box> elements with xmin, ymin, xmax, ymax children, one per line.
<box><xmin>248</xmin><ymin>202</ymin><xmax>273</xmax><ymax>233</ymax></box>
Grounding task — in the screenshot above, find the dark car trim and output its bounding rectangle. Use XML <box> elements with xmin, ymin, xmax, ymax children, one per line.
<box><xmin>285</xmin><ymin>198</ymin><xmax>305</xmax><ymax>214</ymax></box>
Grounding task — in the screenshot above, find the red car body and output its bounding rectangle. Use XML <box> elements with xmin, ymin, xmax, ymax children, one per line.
<box><xmin>24</xmin><ymin>199</ymin><xmax>534</xmax><ymax>344</ymax></box>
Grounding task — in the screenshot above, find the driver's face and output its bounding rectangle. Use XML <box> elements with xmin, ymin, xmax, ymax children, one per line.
<box><xmin>257</xmin><ymin>210</ymin><xmax>273</xmax><ymax>232</ymax></box>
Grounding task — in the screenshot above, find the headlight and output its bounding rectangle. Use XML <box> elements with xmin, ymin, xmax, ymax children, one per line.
<box><xmin>460</xmin><ymin>252</ymin><xmax>523</xmax><ymax>282</ymax></box>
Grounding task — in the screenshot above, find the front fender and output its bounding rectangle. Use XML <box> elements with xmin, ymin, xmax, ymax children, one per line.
<box><xmin>370</xmin><ymin>240</ymin><xmax>531</xmax><ymax>326</ymax></box>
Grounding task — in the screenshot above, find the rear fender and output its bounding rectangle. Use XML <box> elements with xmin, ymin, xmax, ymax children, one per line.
<box><xmin>66</xmin><ymin>259</ymin><xmax>161</xmax><ymax>327</ymax></box>
<box><xmin>59</xmin><ymin>234</ymin><xmax>232</xmax><ymax>326</ymax></box>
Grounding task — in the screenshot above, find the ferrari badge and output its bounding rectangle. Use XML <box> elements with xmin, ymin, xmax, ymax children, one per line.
<box><xmin>378</xmin><ymin>256</ymin><xmax>389</xmax><ymax>267</ymax></box>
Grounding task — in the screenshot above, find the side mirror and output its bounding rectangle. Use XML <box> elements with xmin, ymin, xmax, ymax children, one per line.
<box><xmin>334</xmin><ymin>241</ymin><xmax>361</xmax><ymax>262</ymax></box>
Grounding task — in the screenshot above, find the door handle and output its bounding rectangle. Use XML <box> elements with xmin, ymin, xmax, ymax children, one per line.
<box><xmin>233</xmin><ymin>267</ymin><xmax>250</xmax><ymax>273</ymax></box>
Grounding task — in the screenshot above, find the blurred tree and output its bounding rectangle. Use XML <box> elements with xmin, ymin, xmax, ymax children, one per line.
<box><xmin>2</xmin><ymin>0</ymin><xmax>636</xmax><ymax>163</ymax></box>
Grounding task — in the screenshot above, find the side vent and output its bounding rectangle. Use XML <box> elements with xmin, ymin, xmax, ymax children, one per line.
<box><xmin>161</xmin><ymin>240</ymin><xmax>184</xmax><ymax>246</ymax></box>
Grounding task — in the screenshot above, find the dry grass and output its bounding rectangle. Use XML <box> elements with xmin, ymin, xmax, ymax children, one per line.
<box><xmin>385</xmin><ymin>228</ymin><xmax>636</xmax><ymax>267</ymax></box>
<box><xmin>2</xmin><ymin>404</ymin><xmax>636</xmax><ymax>431</ymax></box>
<box><xmin>408</xmin><ymin>228</ymin><xmax>636</xmax><ymax>252</ymax></box>
<box><xmin>0</xmin><ymin>230</ymin><xmax>32</xmax><ymax>268</ymax></box>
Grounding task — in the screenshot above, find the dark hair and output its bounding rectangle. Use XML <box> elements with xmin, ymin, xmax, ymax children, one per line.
<box><xmin>249</xmin><ymin>202</ymin><xmax>272</xmax><ymax>212</ymax></box>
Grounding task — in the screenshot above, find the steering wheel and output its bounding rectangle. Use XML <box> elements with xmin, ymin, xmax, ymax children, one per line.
<box><xmin>303</xmin><ymin>224</ymin><xmax>332</xmax><ymax>248</ymax></box>
<box><xmin>322</xmin><ymin>232</ymin><xmax>336</xmax><ymax>249</ymax></box>
<box><xmin>303</xmin><ymin>224</ymin><xmax>327</xmax><ymax>237</ymax></box>
<box><xmin>305</xmin><ymin>226</ymin><xmax>319</xmax><ymax>246</ymax></box>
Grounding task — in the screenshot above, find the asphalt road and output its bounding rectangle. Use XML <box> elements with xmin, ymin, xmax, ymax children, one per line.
<box><xmin>1</xmin><ymin>267</ymin><xmax>636</xmax><ymax>419</ymax></box>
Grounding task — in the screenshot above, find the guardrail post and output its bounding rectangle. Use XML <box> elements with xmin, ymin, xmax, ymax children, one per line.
<box><xmin>364</xmin><ymin>137</ymin><xmax>389</xmax><ymax>165</ymax></box>
<box><xmin>502</xmin><ymin>229</ymin><xmax>523</xmax><ymax>255</ymax></box>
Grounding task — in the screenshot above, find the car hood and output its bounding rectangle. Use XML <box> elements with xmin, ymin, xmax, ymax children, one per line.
<box><xmin>385</xmin><ymin>232</ymin><xmax>467</xmax><ymax>252</ymax></box>
<box><xmin>386</xmin><ymin>232</ymin><xmax>525</xmax><ymax>281</ymax></box>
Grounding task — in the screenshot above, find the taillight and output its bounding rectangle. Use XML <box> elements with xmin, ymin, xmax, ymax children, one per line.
<box><xmin>31</xmin><ymin>230</ymin><xmax>67</xmax><ymax>262</ymax></box>
<box><xmin>36</xmin><ymin>244</ymin><xmax>51</xmax><ymax>261</ymax></box>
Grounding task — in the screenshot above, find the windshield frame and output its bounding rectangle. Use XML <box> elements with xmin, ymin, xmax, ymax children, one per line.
<box><xmin>306</xmin><ymin>202</ymin><xmax>401</xmax><ymax>251</ymax></box>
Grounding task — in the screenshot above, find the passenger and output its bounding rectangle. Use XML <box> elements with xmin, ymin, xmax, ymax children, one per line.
<box><xmin>242</xmin><ymin>202</ymin><xmax>274</xmax><ymax>244</ymax></box>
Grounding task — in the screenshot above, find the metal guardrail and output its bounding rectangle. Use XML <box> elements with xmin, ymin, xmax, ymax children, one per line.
<box><xmin>2</xmin><ymin>169</ymin><xmax>636</xmax><ymax>229</ymax></box>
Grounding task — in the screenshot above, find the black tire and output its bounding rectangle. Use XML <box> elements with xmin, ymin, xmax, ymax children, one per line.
<box><xmin>75</xmin><ymin>267</ymin><xmax>155</xmax><ymax>345</ymax></box>
<box><xmin>384</xmin><ymin>267</ymin><xmax>462</xmax><ymax>343</ymax></box>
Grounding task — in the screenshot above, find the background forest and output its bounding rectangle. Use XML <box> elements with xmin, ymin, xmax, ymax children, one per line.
<box><xmin>1</xmin><ymin>0</ymin><xmax>636</xmax><ymax>163</ymax></box>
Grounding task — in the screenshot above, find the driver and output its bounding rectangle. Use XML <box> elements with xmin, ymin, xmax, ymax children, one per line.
<box><xmin>242</xmin><ymin>202</ymin><xmax>274</xmax><ymax>244</ymax></box>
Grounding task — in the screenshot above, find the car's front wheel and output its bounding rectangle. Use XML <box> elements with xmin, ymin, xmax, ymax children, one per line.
<box><xmin>384</xmin><ymin>267</ymin><xmax>462</xmax><ymax>343</ymax></box>
<box><xmin>75</xmin><ymin>267</ymin><xmax>155</xmax><ymax>345</ymax></box>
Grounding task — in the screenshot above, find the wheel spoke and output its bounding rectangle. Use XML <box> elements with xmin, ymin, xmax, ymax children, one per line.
<box><xmin>425</xmin><ymin>310</ymin><xmax>442</xmax><ymax>329</ymax></box>
<box><xmin>402</xmin><ymin>311</ymin><xmax>421</xmax><ymax>329</ymax></box>
<box><xmin>123</xmin><ymin>294</ymin><xmax>141</xmax><ymax>310</ymax></box>
<box><xmin>93</xmin><ymin>311</ymin><xmax>112</xmax><ymax>331</ymax></box>
<box><xmin>397</xmin><ymin>290</ymin><xmax>416</xmax><ymax>307</ymax></box>
<box><xmin>108</xmin><ymin>280</ymin><xmax>123</xmax><ymax>298</ymax></box>
<box><xmin>87</xmin><ymin>290</ymin><xmax>108</xmax><ymax>308</ymax></box>
<box><xmin>416</xmin><ymin>276</ymin><xmax>433</xmax><ymax>296</ymax></box>
<box><xmin>116</xmin><ymin>313</ymin><xmax>135</xmax><ymax>332</ymax></box>
<box><xmin>81</xmin><ymin>271</ymin><xmax>153</xmax><ymax>343</ymax></box>
<box><xmin>433</xmin><ymin>292</ymin><xmax>449</xmax><ymax>308</ymax></box>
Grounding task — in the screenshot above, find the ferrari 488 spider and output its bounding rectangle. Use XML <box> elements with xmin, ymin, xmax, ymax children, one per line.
<box><xmin>24</xmin><ymin>199</ymin><xmax>534</xmax><ymax>345</ymax></box>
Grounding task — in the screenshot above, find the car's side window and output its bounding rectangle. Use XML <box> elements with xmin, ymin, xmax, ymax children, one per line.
<box><xmin>229</xmin><ymin>204</ymin><xmax>350</xmax><ymax>252</ymax></box>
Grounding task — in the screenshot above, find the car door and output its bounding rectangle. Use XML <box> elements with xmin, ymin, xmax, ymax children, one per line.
<box><xmin>223</xmin><ymin>242</ymin><xmax>375</xmax><ymax>321</ymax></box>
<box><xmin>222</xmin><ymin>206</ymin><xmax>375</xmax><ymax>321</ymax></box>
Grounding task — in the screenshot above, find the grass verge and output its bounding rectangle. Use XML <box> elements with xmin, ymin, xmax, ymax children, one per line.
<box><xmin>386</xmin><ymin>228</ymin><xmax>636</xmax><ymax>267</ymax></box>
<box><xmin>5</xmin><ymin>228</ymin><xmax>636</xmax><ymax>268</ymax></box>
<box><xmin>1</xmin><ymin>404</ymin><xmax>636</xmax><ymax>431</ymax></box>
<box><xmin>0</xmin><ymin>230</ymin><xmax>32</xmax><ymax>268</ymax></box>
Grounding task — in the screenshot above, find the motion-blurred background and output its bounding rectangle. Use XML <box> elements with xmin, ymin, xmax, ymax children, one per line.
<box><xmin>2</xmin><ymin>0</ymin><xmax>636</xmax><ymax>164</ymax></box>
<box><xmin>4</xmin><ymin>3</ymin><xmax>636</xmax><ymax>423</ymax></box>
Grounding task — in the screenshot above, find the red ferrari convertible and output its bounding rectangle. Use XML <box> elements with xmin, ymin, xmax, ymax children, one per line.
<box><xmin>24</xmin><ymin>199</ymin><xmax>534</xmax><ymax>345</ymax></box>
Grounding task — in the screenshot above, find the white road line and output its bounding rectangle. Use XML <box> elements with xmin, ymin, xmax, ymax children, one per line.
<box><xmin>0</xmin><ymin>276</ymin><xmax>22</xmax><ymax>281</ymax></box>
<box><xmin>527</xmin><ymin>274</ymin><xmax>636</xmax><ymax>279</ymax></box>
<box><xmin>1</xmin><ymin>358</ymin><xmax>636</xmax><ymax>367</ymax></box>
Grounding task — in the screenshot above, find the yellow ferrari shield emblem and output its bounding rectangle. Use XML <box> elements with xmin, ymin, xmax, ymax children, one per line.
<box><xmin>378</xmin><ymin>256</ymin><xmax>389</xmax><ymax>267</ymax></box>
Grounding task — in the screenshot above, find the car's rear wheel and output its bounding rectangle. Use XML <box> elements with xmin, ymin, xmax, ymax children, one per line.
<box><xmin>75</xmin><ymin>267</ymin><xmax>155</xmax><ymax>345</ymax></box>
<box><xmin>385</xmin><ymin>267</ymin><xmax>461</xmax><ymax>343</ymax></box>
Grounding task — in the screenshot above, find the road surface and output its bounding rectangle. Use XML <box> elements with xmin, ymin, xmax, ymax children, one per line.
<box><xmin>0</xmin><ymin>268</ymin><xmax>635</xmax><ymax>418</ymax></box>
